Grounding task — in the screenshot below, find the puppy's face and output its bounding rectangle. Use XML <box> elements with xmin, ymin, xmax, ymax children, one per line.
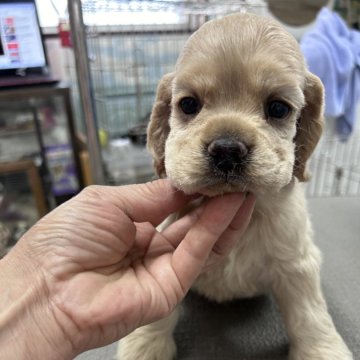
<box><xmin>148</xmin><ymin>14</ymin><xmax>324</xmax><ymax>196</ymax></box>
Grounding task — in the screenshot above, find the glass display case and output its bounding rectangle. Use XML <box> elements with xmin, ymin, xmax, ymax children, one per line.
<box><xmin>0</xmin><ymin>159</ymin><xmax>47</xmax><ymax>257</ymax></box>
<box><xmin>0</xmin><ymin>84</ymin><xmax>83</xmax><ymax>253</ymax></box>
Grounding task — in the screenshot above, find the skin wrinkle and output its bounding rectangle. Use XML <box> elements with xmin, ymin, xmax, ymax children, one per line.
<box><xmin>40</xmin><ymin>220</ymin><xmax>133</xmax><ymax>273</ymax></box>
<box><xmin>48</xmin><ymin>300</ymin><xmax>78</xmax><ymax>358</ymax></box>
<box><xmin>135</xmin><ymin>259</ymin><xmax>174</xmax><ymax>320</ymax></box>
<box><xmin>19</xmin><ymin>263</ymin><xmax>83</xmax><ymax>359</ymax></box>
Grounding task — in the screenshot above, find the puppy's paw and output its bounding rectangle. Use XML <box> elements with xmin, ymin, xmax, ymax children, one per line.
<box><xmin>289</xmin><ymin>338</ymin><xmax>353</xmax><ymax>360</ymax></box>
<box><xmin>116</xmin><ymin>330</ymin><xmax>176</xmax><ymax>360</ymax></box>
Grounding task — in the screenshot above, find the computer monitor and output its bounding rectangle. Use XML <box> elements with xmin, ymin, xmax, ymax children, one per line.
<box><xmin>0</xmin><ymin>0</ymin><xmax>48</xmax><ymax>76</ymax></box>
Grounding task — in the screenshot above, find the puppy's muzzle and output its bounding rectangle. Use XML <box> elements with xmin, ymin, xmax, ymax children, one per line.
<box><xmin>207</xmin><ymin>137</ymin><xmax>249</xmax><ymax>176</ymax></box>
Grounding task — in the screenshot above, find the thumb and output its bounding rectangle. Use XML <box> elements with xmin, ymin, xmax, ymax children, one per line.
<box><xmin>83</xmin><ymin>179</ymin><xmax>196</xmax><ymax>226</ymax></box>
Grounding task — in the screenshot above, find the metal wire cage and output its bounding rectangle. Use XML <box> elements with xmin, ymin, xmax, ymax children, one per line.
<box><xmin>307</xmin><ymin>119</ymin><xmax>360</xmax><ymax>197</ymax></box>
<box><xmin>70</xmin><ymin>0</ymin><xmax>266</xmax><ymax>136</ymax></box>
<box><xmin>67</xmin><ymin>0</ymin><xmax>360</xmax><ymax>196</ymax></box>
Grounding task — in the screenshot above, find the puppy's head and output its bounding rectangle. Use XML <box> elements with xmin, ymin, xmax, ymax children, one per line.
<box><xmin>148</xmin><ymin>13</ymin><xmax>324</xmax><ymax>196</ymax></box>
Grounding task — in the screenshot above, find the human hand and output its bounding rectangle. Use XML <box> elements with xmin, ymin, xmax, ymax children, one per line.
<box><xmin>0</xmin><ymin>179</ymin><xmax>255</xmax><ymax>359</ymax></box>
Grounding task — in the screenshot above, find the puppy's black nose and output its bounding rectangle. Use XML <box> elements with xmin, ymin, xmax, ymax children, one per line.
<box><xmin>208</xmin><ymin>137</ymin><xmax>249</xmax><ymax>174</ymax></box>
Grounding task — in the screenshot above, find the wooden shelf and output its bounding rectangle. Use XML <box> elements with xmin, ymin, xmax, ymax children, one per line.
<box><xmin>0</xmin><ymin>124</ymin><xmax>55</xmax><ymax>137</ymax></box>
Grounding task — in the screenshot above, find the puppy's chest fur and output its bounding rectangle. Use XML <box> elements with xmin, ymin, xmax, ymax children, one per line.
<box><xmin>191</xmin><ymin>183</ymin><xmax>310</xmax><ymax>303</ymax></box>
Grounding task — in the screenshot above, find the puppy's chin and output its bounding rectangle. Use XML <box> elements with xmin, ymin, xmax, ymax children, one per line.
<box><xmin>191</xmin><ymin>183</ymin><xmax>247</xmax><ymax>197</ymax></box>
<box><xmin>168</xmin><ymin>175</ymin><xmax>294</xmax><ymax>197</ymax></box>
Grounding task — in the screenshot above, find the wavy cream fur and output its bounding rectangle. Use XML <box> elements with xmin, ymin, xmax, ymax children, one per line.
<box><xmin>118</xmin><ymin>13</ymin><xmax>352</xmax><ymax>360</ymax></box>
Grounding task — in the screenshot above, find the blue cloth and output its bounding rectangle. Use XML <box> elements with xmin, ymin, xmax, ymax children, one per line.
<box><xmin>300</xmin><ymin>8</ymin><xmax>360</xmax><ymax>138</ymax></box>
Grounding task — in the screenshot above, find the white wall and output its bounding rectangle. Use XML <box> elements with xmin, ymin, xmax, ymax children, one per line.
<box><xmin>35</xmin><ymin>0</ymin><xmax>65</xmax><ymax>27</ymax></box>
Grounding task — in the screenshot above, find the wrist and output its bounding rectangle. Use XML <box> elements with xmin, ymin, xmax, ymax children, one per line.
<box><xmin>0</xmin><ymin>244</ymin><xmax>74</xmax><ymax>360</ymax></box>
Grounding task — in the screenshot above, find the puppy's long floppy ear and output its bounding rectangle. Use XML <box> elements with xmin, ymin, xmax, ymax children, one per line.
<box><xmin>147</xmin><ymin>72</ymin><xmax>174</xmax><ymax>177</ymax></box>
<box><xmin>293</xmin><ymin>72</ymin><xmax>324</xmax><ymax>182</ymax></box>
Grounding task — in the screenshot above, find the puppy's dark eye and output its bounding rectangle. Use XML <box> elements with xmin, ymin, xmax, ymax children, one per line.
<box><xmin>179</xmin><ymin>97</ymin><xmax>199</xmax><ymax>115</ymax></box>
<box><xmin>267</xmin><ymin>101</ymin><xmax>291</xmax><ymax>120</ymax></box>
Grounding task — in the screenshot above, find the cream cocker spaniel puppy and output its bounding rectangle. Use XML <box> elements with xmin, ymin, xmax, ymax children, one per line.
<box><xmin>118</xmin><ymin>13</ymin><xmax>353</xmax><ymax>360</ymax></box>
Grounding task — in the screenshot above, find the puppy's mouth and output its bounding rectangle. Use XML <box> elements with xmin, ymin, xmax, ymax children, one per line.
<box><xmin>188</xmin><ymin>175</ymin><xmax>251</xmax><ymax>197</ymax></box>
<box><xmin>210</xmin><ymin>163</ymin><xmax>248</xmax><ymax>184</ymax></box>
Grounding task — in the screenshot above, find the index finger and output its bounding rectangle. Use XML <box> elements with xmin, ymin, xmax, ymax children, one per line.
<box><xmin>171</xmin><ymin>192</ymin><xmax>246</xmax><ymax>292</ymax></box>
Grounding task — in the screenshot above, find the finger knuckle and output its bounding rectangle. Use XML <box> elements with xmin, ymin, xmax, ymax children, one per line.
<box><xmin>80</xmin><ymin>185</ymin><xmax>105</xmax><ymax>200</ymax></box>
